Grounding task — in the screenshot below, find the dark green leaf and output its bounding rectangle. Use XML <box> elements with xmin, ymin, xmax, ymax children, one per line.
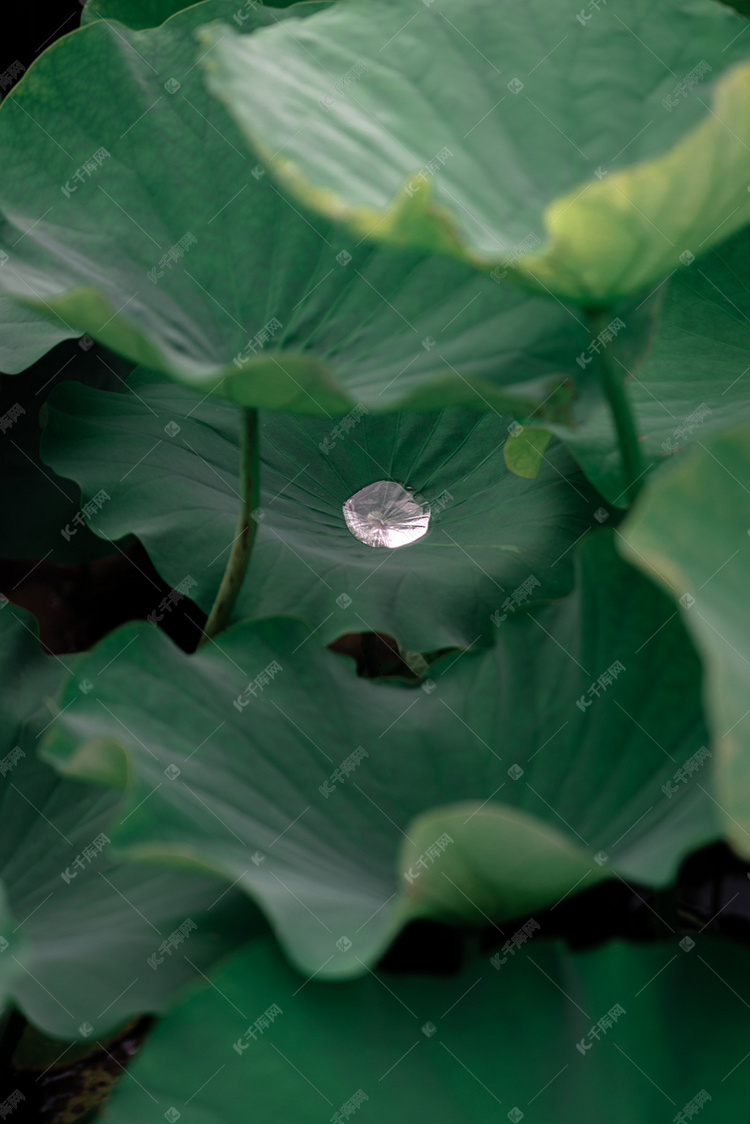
<box><xmin>107</xmin><ymin>933</ymin><xmax>750</xmax><ymax>1124</ymax></box>
<box><xmin>0</xmin><ymin>606</ymin><xmax>267</xmax><ymax>1037</ymax></box>
<box><xmin>42</xmin><ymin>371</ymin><xmax>600</xmax><ymax>649</ymax></box>
<box><xmin>81</xmin><ymin>0</ymin><xmax>198</xmax><ymax>28</ymax></box>
<box><xmin>43</xmin><ymin>534</ymin><xmax>717</xmax><ymax>977</ymax></box>
<box><xmin>81</xmin><ymin>0</ymin><xmax>308</xmax><ymax>26</ymax></box>
<box><xmin>0</xmin><ymin>0</ymin><xmax>603</xmax><ymax>418</ymax></box>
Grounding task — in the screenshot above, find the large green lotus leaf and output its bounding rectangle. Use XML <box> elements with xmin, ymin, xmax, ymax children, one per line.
<box><xmin>43</xmin><ymin>533</ymin><xmax>718</xmax><ymax>979</ymax></box>
<box><xmin>0</xmin><ymin>604</ymin><xmax>267</xmax><ymax>1039</ymax></box>
<box><xmin>620</xmin><ymin>422</ymin><xmax>750</xmax><ymax>860</ymax></box>
<box><xmin>0</xmin><ymin>2</ymin><xmax>600</xmax><ymax>420</ymax></box>
<box><xmin>201</xmin><ymin>0</ymin><xmax>750</xmax><ymax>303</ymax></box>
<box><xmin>41</xmin><ymin>369</ymin><xmax>600</xmax><ymax>650</ymax></box>
<box><xmin>107</xmin><ymin>934</ymin><xmax>750</xmax><ymax>1124</ymax></box>
<box><xmin>553</xmin><ymin>225</ymin><xmax>750</xmax><ymax>505</ymax></box>
<box><xmin>0</xmin><ymin>339</ymin><xmax>134</xmax><ymax>562</ymax></box>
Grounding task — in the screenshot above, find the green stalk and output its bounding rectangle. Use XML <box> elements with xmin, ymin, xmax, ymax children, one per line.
<box><xmin>587</xmin><ymin>308</ymin><xmax>644</xmax><ymax>506</ymax></box>
<box><xmin>198</xmin><ymin>407</ymin><xmax>259</xmax><ymax>648</ymax></box>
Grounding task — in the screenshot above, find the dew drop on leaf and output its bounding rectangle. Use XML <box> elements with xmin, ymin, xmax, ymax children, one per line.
<box><xmin>343</xmin><ymin>481</ymin><xmax>430</xmax><ymax>548</ymax></box>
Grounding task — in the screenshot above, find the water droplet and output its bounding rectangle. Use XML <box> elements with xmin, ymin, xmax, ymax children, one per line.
<box><xmin>343</xmin><ymin>481</ymin><xmax>430</xmax><ymax>548</ymax></box>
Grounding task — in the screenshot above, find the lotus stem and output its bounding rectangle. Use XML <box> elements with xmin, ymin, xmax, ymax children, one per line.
<box><xmin>198</xmin><ymin>407</ymin><xmax>259</xmax><ymax>647</ymax></box>
<box><xmin>588</xmin><ymin>308</ymin><xmax>644</xmax><ymax>505</ymax></box>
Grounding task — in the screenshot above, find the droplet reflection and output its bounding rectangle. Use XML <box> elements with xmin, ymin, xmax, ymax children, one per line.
<box><xmin>343</xmin><ymin>481</ymin><xmax>430</xmax><ymax>548</ymax></box>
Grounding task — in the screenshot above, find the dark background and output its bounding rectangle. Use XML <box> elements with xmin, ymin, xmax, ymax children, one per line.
<box><xmin>1</xmin><ymin>1</ymin><xmax>83</xmax><ymax>98</ymax></box>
